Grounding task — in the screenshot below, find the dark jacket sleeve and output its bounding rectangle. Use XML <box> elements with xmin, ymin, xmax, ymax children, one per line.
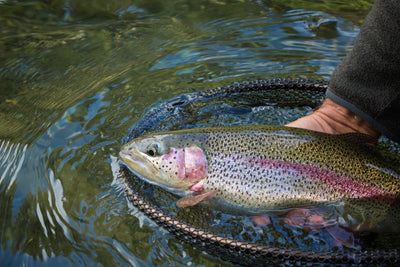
<box><xmin>327</xmin><ymin>0</ymin><xmax>400</xmax><ymax>142</ymax></box>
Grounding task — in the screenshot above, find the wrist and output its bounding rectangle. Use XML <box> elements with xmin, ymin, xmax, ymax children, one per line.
<box><xmin>315</xmin><ymin>98</ymin><xmax>380</xmax><ymax>138</ymax></box>
<box><xmin>286</xmin><ymin>98</ymin><xmax>380</xmax><ymax>141</ymax></box>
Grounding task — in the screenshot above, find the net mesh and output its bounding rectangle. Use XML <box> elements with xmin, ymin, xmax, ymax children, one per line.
<box><xmin>120</xmin><ymin>79</ymin><xmax>400</xmax><ymax>265</ymax></box>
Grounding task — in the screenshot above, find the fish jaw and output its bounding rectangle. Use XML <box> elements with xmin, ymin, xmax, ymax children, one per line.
<box><xmin>119</xmin><ymin>138</ymin><xmax>208</xmax><ymax>191</ymax></box>
<box><xmin>119</xmin><ymin>145</ymin><xmax>180</xmax><ymax>189</ymax></box>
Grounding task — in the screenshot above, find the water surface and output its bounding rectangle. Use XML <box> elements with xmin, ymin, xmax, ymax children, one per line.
<box><xmin>0</xmin><ymin>0</ymin><xmax>383</xmax><ymax>266</ymax></box>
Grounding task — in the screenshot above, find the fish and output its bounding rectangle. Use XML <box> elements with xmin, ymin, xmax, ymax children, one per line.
<box><xmin>119</xmin><ymin>125</ymin><xmax>400</xmax><ymax>216</ymax></box>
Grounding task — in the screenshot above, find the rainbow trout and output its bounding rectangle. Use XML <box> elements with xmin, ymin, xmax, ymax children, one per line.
<box><xmin>119</xmin><ymin>125</ymin><xmax>400</xmax><ymax>213</ymax></box>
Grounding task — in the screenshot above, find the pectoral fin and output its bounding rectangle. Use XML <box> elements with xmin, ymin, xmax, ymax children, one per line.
<box><xmin>326</xmin><ymin>225</ymin><xmax>359</xmax><ymax>249</ymax></box>
<box><xmin>250</xmin><ymin>215</ymin><xmax>271</xmax><ymax>227</ymax></box>
<box><xmin>176</xmin><ymin>191</ymin><xmax>218</xmax><ymax>208</ymax></box>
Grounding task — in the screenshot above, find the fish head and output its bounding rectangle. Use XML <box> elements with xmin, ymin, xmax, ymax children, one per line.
<box><xmin>119</xmin><ymin>134</ymin><xmax>208</xmax><ymax>191</ymax></box>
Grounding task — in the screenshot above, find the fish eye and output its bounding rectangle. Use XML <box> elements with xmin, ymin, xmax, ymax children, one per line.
<box><xmin>146</xmin><ymin>143</ymin><xmax>160</xmax><ymax>157</ymax></box>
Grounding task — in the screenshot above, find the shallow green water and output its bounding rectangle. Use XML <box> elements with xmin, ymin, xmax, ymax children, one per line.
<box><xmin>0</xmin><ymin>0</ymin><xmax>382</xmax><ymax>266</ymax></box>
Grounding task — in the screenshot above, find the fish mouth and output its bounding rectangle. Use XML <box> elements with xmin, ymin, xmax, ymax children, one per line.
<box><xmin>119</xmin><ymin>146</ymin><xmax>190</xmax><ymax>191</ymax></box>
<box><xmin>119</xmin><ymin>148</ymin><xmax>165</xmax><ymax>184</ymax></box>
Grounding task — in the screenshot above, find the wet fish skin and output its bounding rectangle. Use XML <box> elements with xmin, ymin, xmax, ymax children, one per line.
<box><xmin>120</xmin><ymin>125</ymin><xmax>400</xmax><ymax>211</ymax></box>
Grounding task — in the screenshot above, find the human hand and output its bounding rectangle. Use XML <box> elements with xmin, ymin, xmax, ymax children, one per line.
<box><xmin>285</xmin><ymin>98</ymin><xmax>380</xmax><ymax>144</ymax></box>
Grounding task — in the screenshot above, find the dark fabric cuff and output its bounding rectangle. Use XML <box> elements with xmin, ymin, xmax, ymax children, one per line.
<box><xmin>327</xmin><ymin>0</ymin><xmax>400</xmax><ymax>143</ymax></box>
<box><xmin>326</xmin><ymin>89</ymin><xmax>398</xmax><ymax>142</ymax></box>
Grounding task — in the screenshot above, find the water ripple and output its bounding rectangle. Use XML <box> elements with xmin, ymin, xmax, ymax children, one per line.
<box><xmin>0</xmin><ymin>141</ymin><xmax>27</xmax><ymax>193</ymax></box>
<box><xmin>150</xmin><ymin>9</ymin><xmax>358</xmax><ymax>80</ymax></box>
<box><xmin>0</xmin><ymin>0</ymin><xmax>377</xmax><ymax>266</ymax></box>
<box><xmin>47</xmin><ymin>169</ymin><xmax>75</xmax><ymax>242</ymax></box>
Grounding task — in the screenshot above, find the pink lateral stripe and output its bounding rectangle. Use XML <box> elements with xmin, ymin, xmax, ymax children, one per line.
<box><xmin>246</xmin><ymin>158</ymin><xmax>399</xmax><ymax>206</ymax></box>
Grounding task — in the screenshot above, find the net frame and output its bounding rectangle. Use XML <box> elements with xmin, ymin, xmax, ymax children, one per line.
<box><xmin>120</xmin><ymin>79</ymin><xmax>400</xmax><ymax>265</ymax></box>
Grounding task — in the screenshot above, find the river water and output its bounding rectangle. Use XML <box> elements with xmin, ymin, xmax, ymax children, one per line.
<box><xmin>0</xmin><ymin>0</ymin><xmax>380</xmax><ymax>266</ymax></box>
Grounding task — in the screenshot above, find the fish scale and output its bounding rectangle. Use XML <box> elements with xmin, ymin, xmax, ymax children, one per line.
<box><xmin>120</xmin><ymin>125</ymin><xmax>400</xmax><ymax>214</ymax></box>
<box><xmin>203</xmin><ymin>153</ymin><xmax>347</xmax><ymax>209</ymax></box>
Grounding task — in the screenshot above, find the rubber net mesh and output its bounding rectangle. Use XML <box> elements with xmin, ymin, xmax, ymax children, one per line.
<box><xmin>119</xmin><ymin>79</ymin><xmax>400</xmax><ymax>265</ymax></box>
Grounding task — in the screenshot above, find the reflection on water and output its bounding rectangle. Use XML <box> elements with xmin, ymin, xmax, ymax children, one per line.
<box><xmin>0</xmin><ymin>141</ymin><xmax>26</xmax><ymax>192</ymax></box>
<box><xmin>1</xmin><ymin>0</ymin><xmax>390</xmax><ymax>266</ymax></box>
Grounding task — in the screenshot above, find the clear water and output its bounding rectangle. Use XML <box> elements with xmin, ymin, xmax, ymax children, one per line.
<box><xmin>0</xmin><ymin>0</ymin><xmax>387</xmax><ymax>266</ymax></box>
